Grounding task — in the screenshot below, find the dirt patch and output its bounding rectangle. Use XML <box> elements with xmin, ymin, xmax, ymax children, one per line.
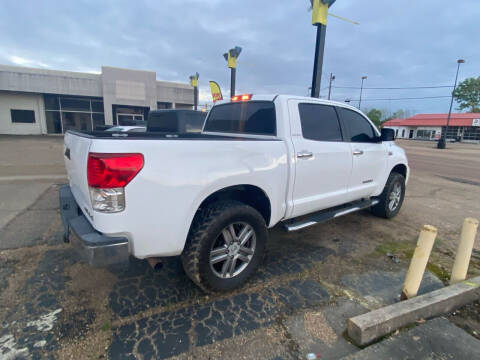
<box><xmin>0</xmin><ymin>244</ymin><xmax>51</xmax><ymax>314</ymax></box>
<box><xmin>54</xmin><ymin>263</ymin><xmax>117</xmax><ymax>360</ymax></box>
<box><xmin>449</xmin><ymin>300</ymin><xmax>480</xmax><ymax>340</ymax></box>
<box><xmin>304</xmin><ymin>311</ymin><xmax>337</xmax><ymax>345</ymax></box>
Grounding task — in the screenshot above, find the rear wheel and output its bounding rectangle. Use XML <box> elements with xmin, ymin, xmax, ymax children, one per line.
<box><xmin>371</xmin><ymin>172</ymin><xmax>405</xmax><ymax>218</ymax></box>
<box><xmin>181</xmin><ymin>201</ymin><xmax>267</xmax><ymax>292</ymax></box>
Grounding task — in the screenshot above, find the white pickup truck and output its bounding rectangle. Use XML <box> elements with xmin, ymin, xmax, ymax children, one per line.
<box><xmin>60</xmin><ymin>94</ymin><xmax>408</xmax><ymax>292</ymax></box>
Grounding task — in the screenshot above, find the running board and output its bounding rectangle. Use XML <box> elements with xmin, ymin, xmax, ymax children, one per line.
<box><xmin>283</xmin><ymin>198</ymin><xmax>379</xmax><ymax>232</ymax></box>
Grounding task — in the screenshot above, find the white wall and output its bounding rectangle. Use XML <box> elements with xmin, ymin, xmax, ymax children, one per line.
<box><xmin>0</xmin><ymin>91</ymin><xmax>46</xmax><ymax>135</ymax></box>
<box><xmin>384</xmin><ymin>126</ymin><xmax>411</xmax><ymax>139</ymax></box>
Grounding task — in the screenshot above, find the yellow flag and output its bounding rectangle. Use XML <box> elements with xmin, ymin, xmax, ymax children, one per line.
<box><xmin>209</xmin><ymin>81</ymin><xmax>223</xmax><ymax>102</ymax></box>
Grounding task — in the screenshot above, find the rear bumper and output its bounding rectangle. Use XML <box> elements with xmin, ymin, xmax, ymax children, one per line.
<box><xmin>59</xmin><ymin>185</ymin><xmax>129</xmax><ymax>266</ymax></box>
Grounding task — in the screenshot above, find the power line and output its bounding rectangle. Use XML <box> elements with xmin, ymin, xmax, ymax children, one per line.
<box><xmin>332</xmin><ymin>85</ymin><xmax>454</xmax><ymax>90</ymax></box>
<box><xmin>337</xmin><ymin>95</ymin><xmax>451</xmax><ymax>102</ymax></box>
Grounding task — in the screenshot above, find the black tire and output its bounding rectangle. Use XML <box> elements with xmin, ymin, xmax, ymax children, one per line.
<box><xmin>371</xmin><ymin>172</ymin><xmax>405</xmax><ymax>219</ymax></box>
<box><xmin>181</xmin><ymin>200</ymin><xmax>267</xmax><ymax>293</ymax></box>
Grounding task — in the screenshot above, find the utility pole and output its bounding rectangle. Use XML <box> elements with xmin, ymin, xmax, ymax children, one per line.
<box><xmin>327</xmin><ymin>72</ymin><xmax>335</xmax><ymax>100</ymax></box>
<box><xmin>223</xmin><ymin>46</ymin><xmax>242</xmax><ymax>97</ymax></box>
<box><xmin>189</xmin><ymin>72</ymin><xmax>199</xmax><ymax>110</ymax></box>
<box><xmin>358</xmin><ymin>75</ymin><xmax>367</xmax><ymax>110</ymax></box>
<box><xmin>438</xmin><ymin>59</ymin><xmax>465</xmax><ymax>149</ymax></box>
<box><xmin>310</xmin><ymin>0</ymin><xmax>336</xmax><ymax>98</ymax></box>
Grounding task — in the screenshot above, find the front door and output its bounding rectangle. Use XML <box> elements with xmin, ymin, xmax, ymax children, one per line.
<box><xmin>409</xmin><ymin>129</ymin><xmax>414</xmax><ymax>138</ymax></box>
<box><xmin>337</xmin><ymin>107</ymin><xmax>387</xmax><ymax>200</ymax></box>
<box><xmin>289</xmin><ymin>100</ymin><xmax>353</xmax><ymax>218</ymax></box>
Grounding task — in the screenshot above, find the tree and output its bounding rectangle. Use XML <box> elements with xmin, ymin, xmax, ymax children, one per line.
<box><xmin>453</xmin><ymin>77</ymin><xmax>480</xmax><ymax>112</ymax></box>
<box><xmin>366</xmin><ymin>108</ymin><xmax>383</xmax><ymax>128</ymax></box>
<box><xmin>383</xmin><ymin>108</ymin><xmax>414</xmax><ymax>122</ymax></box>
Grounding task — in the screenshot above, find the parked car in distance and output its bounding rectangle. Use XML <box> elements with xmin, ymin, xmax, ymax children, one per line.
<box><xmin>60</xmin><ymin>94</ymin><xmax>408</xmax><ymax>293</ymax></box>
<box><xmin>105</xmin><ymin>126</ymin><xmax>146</xmax><ymax>133</ymax></box>
<box><xmin>147</xmin><ymin>109</ymin><xmax>207</xmax><ymax>133</ymax></box>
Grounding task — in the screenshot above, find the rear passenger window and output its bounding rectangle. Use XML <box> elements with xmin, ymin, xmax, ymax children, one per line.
<box><xmin>205</xmin><ymin>101</ymin><xmax>276</xmax><ymax>136</ymax></box>
<box><xmin>298</xmin><ymin>103</ymin><xmax>342</xmax><ymax>142</ymax></box>
<box><xmin>339</xmin><ymin>108</ymin><xmax>376</xmax><ymax>143</ymax></box>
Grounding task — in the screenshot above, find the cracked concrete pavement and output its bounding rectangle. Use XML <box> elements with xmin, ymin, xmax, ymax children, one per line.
<box><xmin>0</xmin><ymin>137</ymin><xmax>479</xmax><ymax>359</ymax></box>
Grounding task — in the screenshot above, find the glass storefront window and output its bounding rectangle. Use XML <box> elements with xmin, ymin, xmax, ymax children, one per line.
<box><xmin>60</xmin><ymin>98</ymin><xmax>91</xmax><ymax>112</ymax></box>
<box><xmin>44</xmin><ymin>95</ymin><xmax>60</xmax><ymax>110</ymax></box>
<box><xmin>92</xmin><ymin>113</ymin><xmax>105</xmax><ymax>129</ymax></box>
<box><xmin>45</xmin><ymin>111</ymin><xmax>62</xmax><ymax>133</ymax></box>
<box><xmin>91</xmin><ymin>101</ymin><xmax>104</xmax><ymax>113</ymax></box>
<box><xmin>62</xmin><ymin>112</ymin><xmax>92</xmax><ymax>132</ymax></box>
<box><xmin>44</xmin><ymin>95</ymin><xmax>104</xmax><ymax>134</ymax></box>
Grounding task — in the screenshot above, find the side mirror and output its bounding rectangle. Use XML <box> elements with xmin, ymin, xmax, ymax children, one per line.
<box><xmin>381</xmin><ymin>128</ymin><xmax>395</xmax><ymax>141</ymax></box>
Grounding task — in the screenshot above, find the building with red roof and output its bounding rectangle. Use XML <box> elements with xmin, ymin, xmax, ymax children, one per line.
<box><xmin>382</xmin><ymin>113</ymin><xmax>480</xmax><ymax>142</ymax></box>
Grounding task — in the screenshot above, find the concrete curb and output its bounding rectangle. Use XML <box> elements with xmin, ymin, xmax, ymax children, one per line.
<box><xmin>347</xmin><ymin>276</ymin><xmax>480</xmax><ymax>346</ymax></box>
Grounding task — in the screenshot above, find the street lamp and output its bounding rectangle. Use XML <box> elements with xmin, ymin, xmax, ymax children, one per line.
<box><xmin>310</xmin><ymin>0</ymin><xmax>336</xmax><ymax>98</ymax></box>
<box><xmin>437</xmin><ymin>59</ymin><xmax>465</xmax><ymax>149</ymax></box>
<box><xmin>327</xmin><ymin>73</ymin><xmax>335</xmax><ymax>100</ymax></box>
<box><xmin>189</xmin><ymin>72</ymin><xmax>199</xmax><ymax>111</ymax></box>
<box><xmin>223</xmin><ymin>46</ymin><xmax>242</xmax><ymax>97</ymax></box>
<box><xmin>358</xmin><ymin>76</ymin><xmax>367</xmax><ymax>110</ymax></box>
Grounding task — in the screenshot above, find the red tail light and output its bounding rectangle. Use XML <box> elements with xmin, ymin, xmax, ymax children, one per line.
<box><xmin>231</xmin><ymin>94</ymin><xmax>252</xmax><ymax>102</ymax></box>
<box><xmin>87</xmin><ymin>153</ymin><xmax>144</xmax><ymax>188</ymax></box>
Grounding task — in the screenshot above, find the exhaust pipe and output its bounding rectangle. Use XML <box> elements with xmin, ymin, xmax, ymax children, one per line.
<box><xmin>146</xmin><ymin>257</ymin><xmax>163</xmax><ymax>271</ymax></box>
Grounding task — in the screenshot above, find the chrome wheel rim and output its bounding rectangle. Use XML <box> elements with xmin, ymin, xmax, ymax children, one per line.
<box><xmin>388</xmin><ymin>182</ymin><xmax>402</xmax><ymax>211</ymax></box>
<box><xmin>209</xmin><ymin>222</ymin><xmax>256</xmax><ymax>279</ymax></box>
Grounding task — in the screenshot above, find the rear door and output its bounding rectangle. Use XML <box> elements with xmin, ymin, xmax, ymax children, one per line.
<box><xmin>289</xmin><ymin>100</ymin><xmax>353</xmax><ymax>217</ymax></box>
<box><xmin>337</xmin><ymin>107</ymin><xmax>387</xmax><ymax>200</ymax></box>
<box><xmin>64</xmin><ymin>132</ymin><xmax>94</xmax><ymax>221</ymax></box>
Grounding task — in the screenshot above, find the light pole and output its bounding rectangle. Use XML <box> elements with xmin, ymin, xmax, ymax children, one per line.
<box><xmin>358</xmin><ymin>75</ymin><xmax>367</xmax><ymax>110</ymax></box>
<box><xmin>327</xmin><ymin>73</ymin><xmax>335</xmax><ymax>100</ymax></box>
<box><xmin>438</xmin><ymin>59</ymin><xmax>465</xmax><ymax>149</ymax></box>
<box><xmin>189</xmin><ymin>72</ymin><xmax>199</xmax><ymax>110</ymax></box>
<box><xmin>310</xmin><ymin>0</ymin><xmax>336</xmax><ymax>98</ymax></box>
<box><xmin>223</xmin><ymin>46</ymin><xmax>242</xmax><ymax>97</ymax></box>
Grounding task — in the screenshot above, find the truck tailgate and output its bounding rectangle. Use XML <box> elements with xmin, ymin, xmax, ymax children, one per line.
<box><xmin>64</xmin><ymin>132</ymin><xmax>93</xmax><ymax>222</ymax></box>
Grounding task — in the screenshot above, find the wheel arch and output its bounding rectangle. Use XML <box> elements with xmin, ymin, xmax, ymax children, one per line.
<box><xmin>391</xmin><ymin>163</ymin><xmax>407</xmax><ymax>178</ymax></box>
<box><xmin>194</xmin><ymin>184</ymin><xmax>272</xmax><ymax>226</ymax></box>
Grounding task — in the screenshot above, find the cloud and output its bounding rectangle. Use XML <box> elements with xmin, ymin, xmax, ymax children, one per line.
<box><xmin>8</xmin><ymin>56</ymin><xmax>49</xmax><ymax>68</ymax></box>
<box><xmin>0</xmin><ymin>0</ymin><xmax>479</xmax><ymax>114</ymax></box>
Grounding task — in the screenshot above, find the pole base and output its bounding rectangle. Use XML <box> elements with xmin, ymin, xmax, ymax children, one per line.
<box><xmin>437</xmin><ymin>139</ymin><xmax>446</xmax><ymax>149</ymax></box>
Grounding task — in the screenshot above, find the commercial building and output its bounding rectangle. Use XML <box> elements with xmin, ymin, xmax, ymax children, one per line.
<box><xmin>383</xmin><ymin>113</ymin><xmax>480</xmax><ymax>143</ymax></box>
<box><xmin>0</xmin><ymin>64</ymin><xmax>194</xmax><ymax>135</ymax></box>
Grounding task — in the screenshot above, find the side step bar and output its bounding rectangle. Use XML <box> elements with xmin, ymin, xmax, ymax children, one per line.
<box><xmin>283</xmin><ymin>198</ymin><xmax>379</xmax><ymax>232</ymax></box>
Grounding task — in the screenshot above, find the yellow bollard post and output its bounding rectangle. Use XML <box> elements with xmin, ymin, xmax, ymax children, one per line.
<box><xmin>450</xmin><ymin>218</ymin><xmax>479</xmax><ymax>284</ymax></box>
<box><xmin>400</xmin><ymin>225</ymin><xmax>437</xmax><ymax>300</ymax></box>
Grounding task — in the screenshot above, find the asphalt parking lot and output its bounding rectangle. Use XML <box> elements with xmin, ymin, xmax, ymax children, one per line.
<box><xmin>0</xmin><ymin>136</ymin><xmax>479</xmax><ymax>359</ymax></box>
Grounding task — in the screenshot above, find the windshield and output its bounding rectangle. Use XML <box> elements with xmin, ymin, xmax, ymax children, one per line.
<box><xmin>204</xmin><ymin>101</ymin><xmax>276</xmax><ymax>136</ymax></box>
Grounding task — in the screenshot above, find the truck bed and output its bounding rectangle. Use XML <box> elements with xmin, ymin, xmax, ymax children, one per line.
<box><xmin>68</xmin><ymin>129</ymin><xmax>280</xmax><ymax>141</ymax></box>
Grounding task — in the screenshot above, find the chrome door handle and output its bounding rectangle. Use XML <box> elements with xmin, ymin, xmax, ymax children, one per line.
<box><xmin>297</xmin><ymin>151</ymin><xmax>313</xmax><ymax>158</ymax></box>
<box><xmin>353</xmin><ymin>149</ymin><xmax>364</xmax><ymax>156</ymax></box>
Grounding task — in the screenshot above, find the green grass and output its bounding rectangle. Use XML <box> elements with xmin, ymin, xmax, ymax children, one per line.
<box><xmin>426</xmin><ymin>262</ymin><xmax>450</xmax><ymax>284</ymax></box>
<box><xmin>374</xmin><ymin>242</ymin><xmax>415</xmax><ymax>258</ymax></box>
<box><xmin>374</xmin><ymin>241</ymin><xmax>451</xmax><ymax>284</ymax></box>
<box><xmin>102</xmin><ymin>321</ymin><xmax>111</xmax><ymax>332</ymax></box>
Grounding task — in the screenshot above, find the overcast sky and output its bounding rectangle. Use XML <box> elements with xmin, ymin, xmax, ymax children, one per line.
<box><xmin>1</xmin><ymin>0</ymin><xmax>479</xmax><ymax>115</ymax></box>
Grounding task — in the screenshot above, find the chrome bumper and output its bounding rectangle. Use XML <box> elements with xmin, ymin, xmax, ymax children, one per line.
<box><xmin>59</xmin><ymin>185</ymin><xmax>129</xmax><ymax>266</ymax></box>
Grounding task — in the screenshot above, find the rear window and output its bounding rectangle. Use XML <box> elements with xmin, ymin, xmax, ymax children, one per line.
<box><xmin>148</xmin><ymin>112</ymin><xmax>178</xmax><ymax>132</ymax></box>
<box><xmin>204</xmin><ymin>101</ymin><xmax>276</xmax><ymax>136</ymax></box>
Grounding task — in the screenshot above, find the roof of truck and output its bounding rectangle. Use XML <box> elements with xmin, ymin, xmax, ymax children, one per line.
<box><xmin>214</xmin><ymin>94</ymin><xmax>362</xmax><ymax>112</ymax></box>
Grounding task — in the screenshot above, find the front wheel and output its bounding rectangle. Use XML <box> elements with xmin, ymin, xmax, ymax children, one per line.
<box><xmin>181</xmin><ymin>200</ymin><xmax>267</xmax><ymax>292</ymax></box>
<box><xmin>371</xmin><ymin>172</ymin><xmax>405</xmax><ymax>218</ymax></box>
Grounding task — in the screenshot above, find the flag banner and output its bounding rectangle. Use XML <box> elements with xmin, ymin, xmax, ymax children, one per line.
<box><xmin>209</xmin><ymin>81</ymin><xmax>223</xmax><ymax>102</ymax></box>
